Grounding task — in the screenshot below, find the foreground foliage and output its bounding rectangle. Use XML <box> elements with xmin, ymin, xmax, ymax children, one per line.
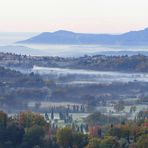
<box><xmin>0</xmin><ymin>111</ymin><xmax>147</xmax><ymax>148</ymax></box>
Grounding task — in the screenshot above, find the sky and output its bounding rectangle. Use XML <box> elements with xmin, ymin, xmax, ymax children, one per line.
<box><xmin>0</xmin><ymin>0</ymin><xmax>148</xmax><ymax>33</ymax></box>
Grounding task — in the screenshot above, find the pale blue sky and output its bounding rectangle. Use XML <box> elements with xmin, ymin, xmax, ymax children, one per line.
<box><xmin>0</xmin><ymin>0</ymin><xmax>148</xmax><ymax>33</ymax></box>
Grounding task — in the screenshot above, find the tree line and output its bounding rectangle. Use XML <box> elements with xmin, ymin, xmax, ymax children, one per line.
<box><xmin>0</xmin><ymin>111</ymin><xmax>147</xmax><ymax>148</ymax></box>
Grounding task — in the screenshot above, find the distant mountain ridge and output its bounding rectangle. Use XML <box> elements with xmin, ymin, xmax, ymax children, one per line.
<box><xmin>17</xmin><ymin>28</ymin><xmax>148</xmax><ymax>45</ymax></box>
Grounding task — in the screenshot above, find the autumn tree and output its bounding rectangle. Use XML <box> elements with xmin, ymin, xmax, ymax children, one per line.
<box><xmin>22</xmin><ymin>125</ymin><xmax>45</xmax><ymax>148</ymax></box>
<box><xmin>17</xmin><ymin>111</ymin><xmax>46</xmax><ymax>128</ymax></box>
<box><xmin>100</xmin><ymin>136</ymin><xmax>120</xmax><ymax>148</ymax></box>
<box><xmin>136</xmin><ymin>134</ymin><xmax>148</xmax><ymax>148</ymax></box>
<box><xmin>72</xmin><ymin>132</ymin><xmax>88</xmax><ymax>148</ymax></box>
<box><xmin>56</xmin><ymin>127</ymin><xmax>73</xmax><ymax>148</ymax></box>
<box><xmin>0</xmin><ymin>111</ymin><xmax>7</xmax><ymax>129</ymax></box>
<box><xmin>86</xmin><ymin>137</ymin><xmax>101</xmax><ymax>148</ymax></box>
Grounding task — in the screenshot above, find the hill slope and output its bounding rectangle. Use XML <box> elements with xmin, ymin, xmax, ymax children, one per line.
<box><xmin>17</xmin><ymin>28</ymin><xmax>148</xmax><ymax>45</ymax></box>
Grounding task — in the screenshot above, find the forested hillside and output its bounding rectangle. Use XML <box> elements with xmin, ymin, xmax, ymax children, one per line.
<box><xmin>1</xmin><ymin>52</ymin><xmax>148</xmax><ymax>72</ymax></box>
<box><xmin>0</xmin><ymin>67</ymin><xmax>52</xmax><ymax>112</ymax></box>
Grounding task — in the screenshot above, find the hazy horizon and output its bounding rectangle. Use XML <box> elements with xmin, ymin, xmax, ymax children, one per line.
<box><xmin>0</xmin><ymin>0</ymin><xmax>148</xmax><ymax>33</ymax></box>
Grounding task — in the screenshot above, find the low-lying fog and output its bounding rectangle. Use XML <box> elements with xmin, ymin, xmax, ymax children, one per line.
<box><xmin>32</xmin><ymin>66</ymin><xmax>148</xmax><ymax>84</ymax></box>
<box><xmin>1</xmin><ymin>44</ymin><xmax>148</xmax><ymax>57</ymax></box>
<box><xmin>1</xmin><ymin>32</ymin><xmax>148</xmax><ymax>57</ymax></box>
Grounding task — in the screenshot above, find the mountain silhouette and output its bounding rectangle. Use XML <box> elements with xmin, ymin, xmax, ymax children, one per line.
<box><xmin>17</xmin><ymin>28</ymin><xmax>148</xmax><ymax>45</ymax></box>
